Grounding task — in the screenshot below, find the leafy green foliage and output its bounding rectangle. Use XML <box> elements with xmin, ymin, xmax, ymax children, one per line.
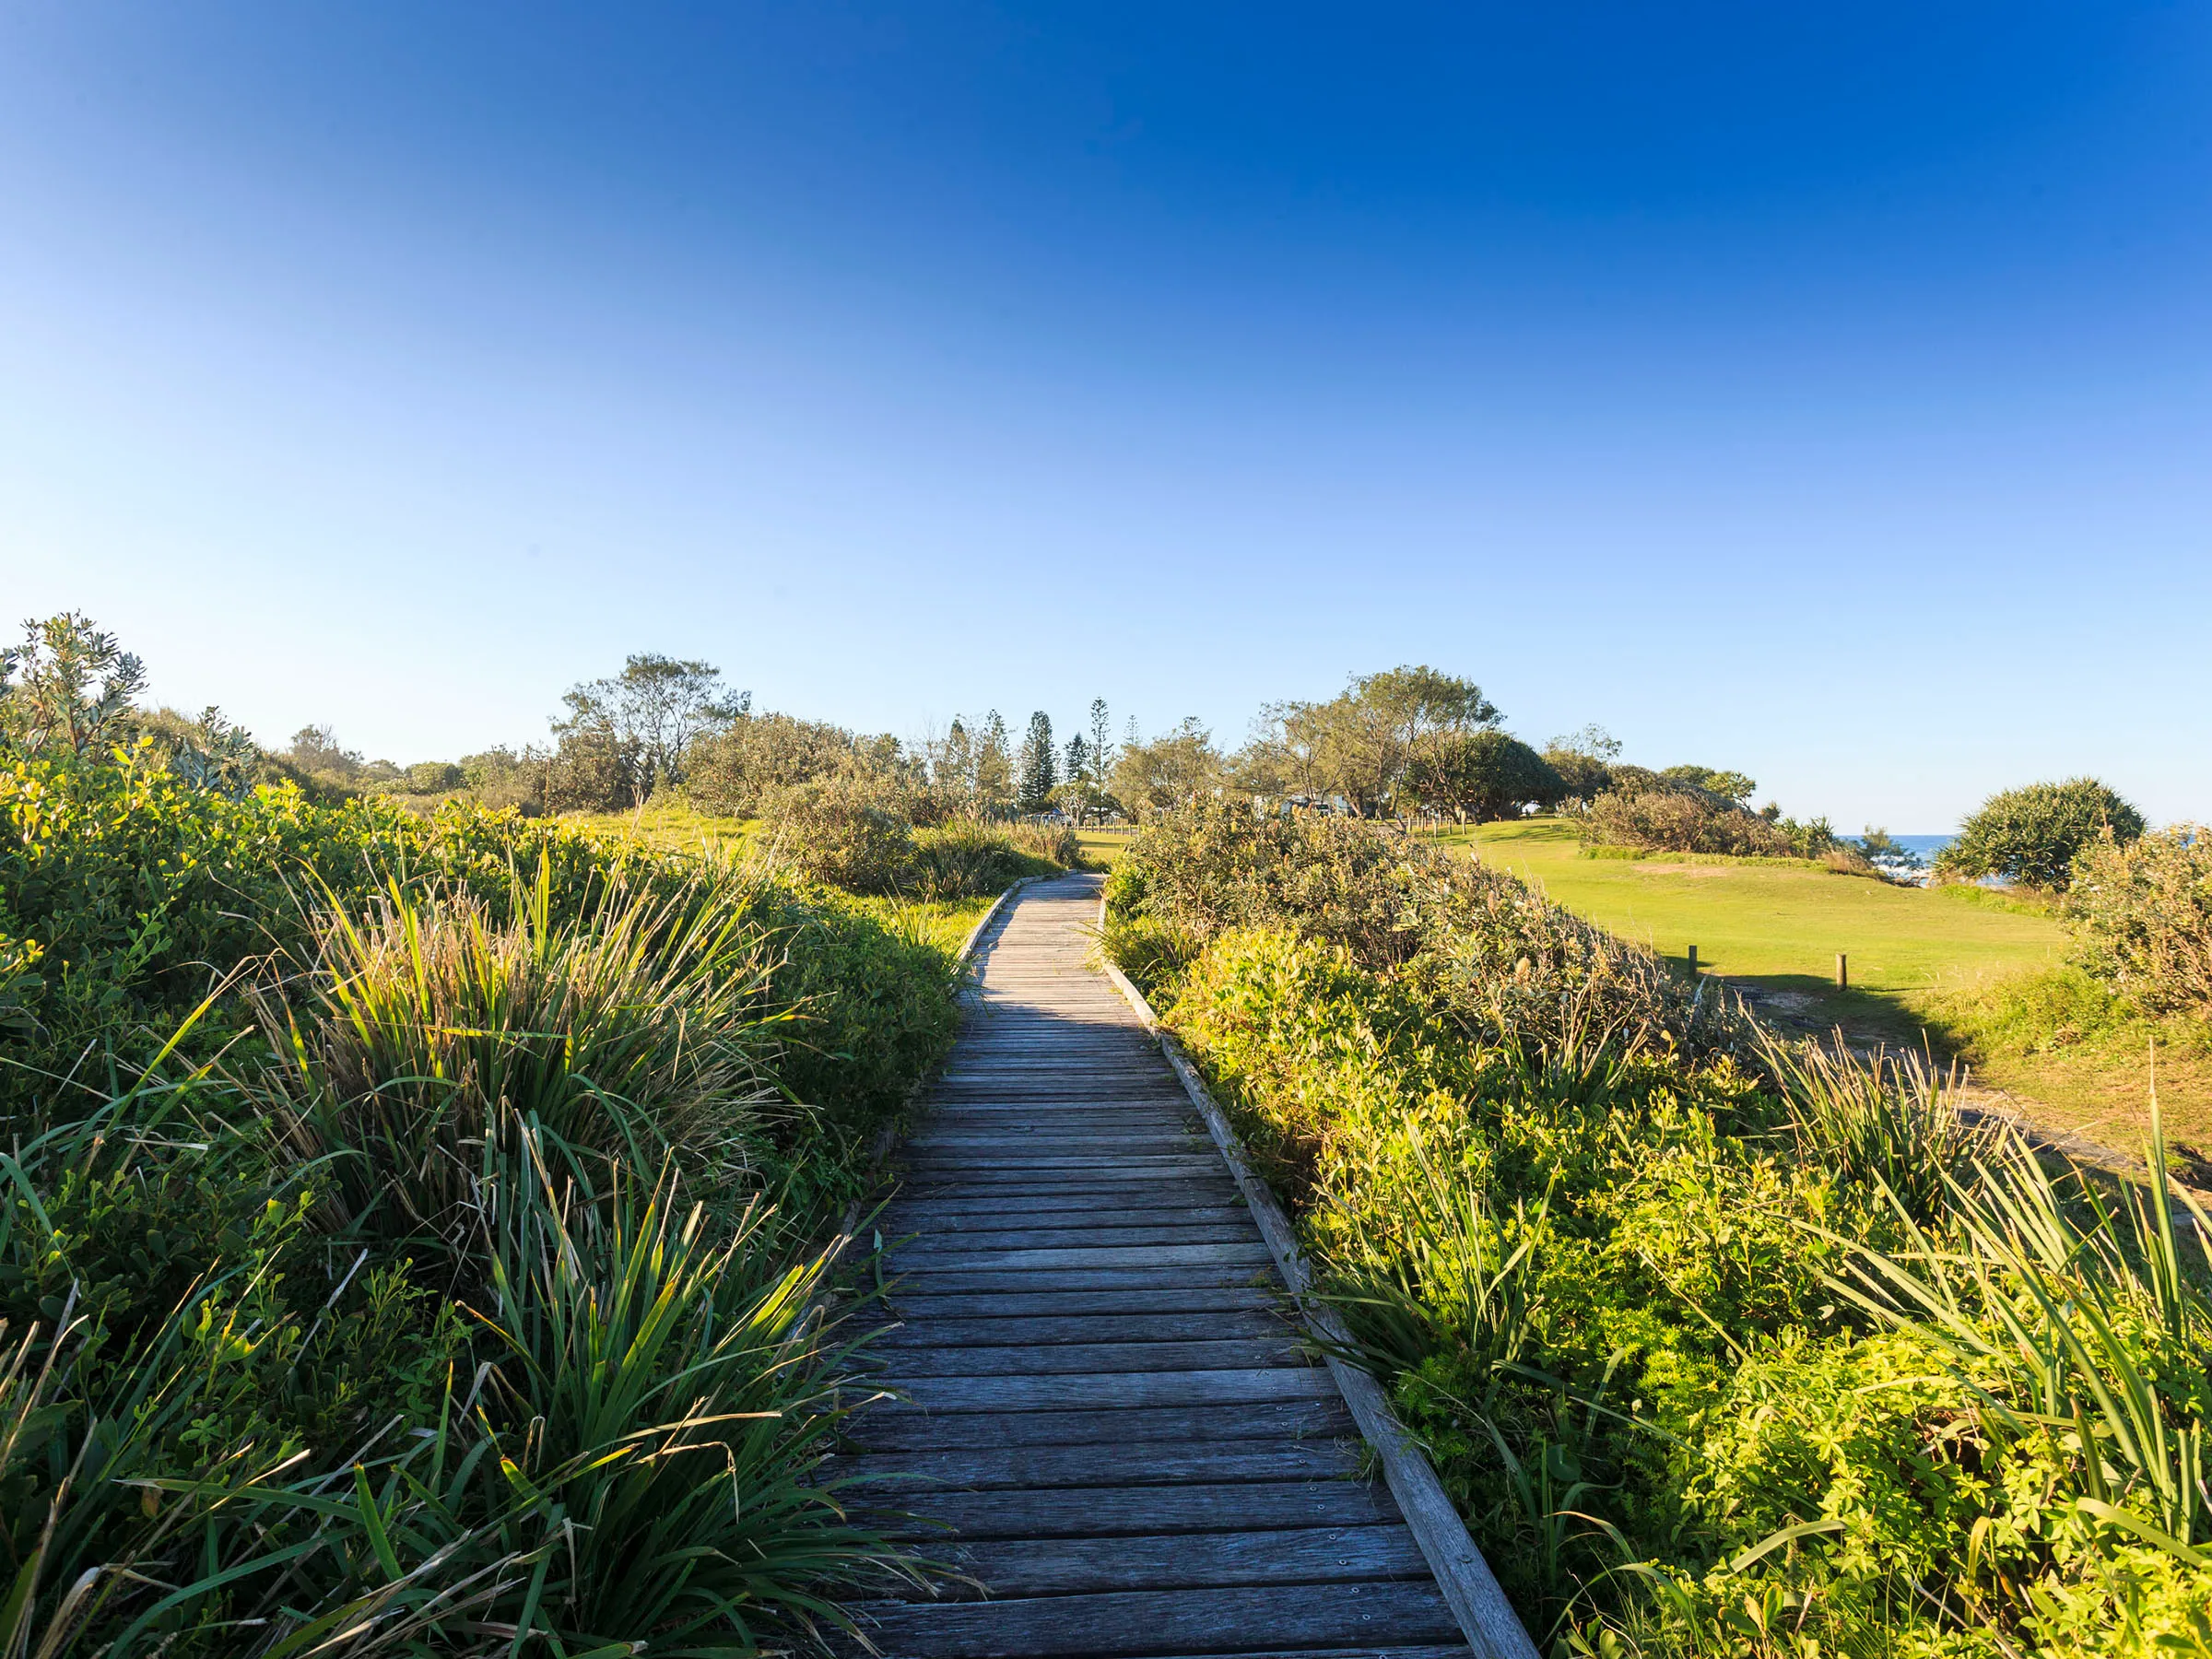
<box><xmin>0</xmin><ymin>614</ymin><xmax>147</xmax><ymax>758</ymax></box>
<box><xmin>0</xmin><ymin>728</ymin><xmax>974</xmax><ymax>1652</ymax></box>
<box><xmin>1937</xmin><ymin>778</ymin><xmax>2147</xmax><ymax>892</ymax></box>
<box><xmin>1583</xmin><ymin>768</ymin><xmax>1833</xmax><ymax>859</ymax></box>
<box><xmin>1105</xmin><ymin>800</ymin><xmax>1746</xmax><ymax>1063</ymax></box>
<box><xmin>1404</xmin><ymin>730</ymin><xmax>1566</xmax><ymax>822</ymax></box>
<box><xmin>2068</xmin><ymin>825</ymin><xmax>2212</xmax><ymax>1016</ymax></box>
<box><xmin>1109</xmin><ymin>806</ymin><xmax>2212</xmax><ymax>1655</ymax></box>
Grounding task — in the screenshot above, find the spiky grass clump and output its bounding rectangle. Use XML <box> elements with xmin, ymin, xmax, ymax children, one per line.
<box><xmin>1758</xmin><ymin>1028</ymin><xmax>1983</xmax><ymax>1226</ymax></box>
<box><xmin>256</xmin><ymin>859</ymin><xmax>790</xmax><ymax>1253</ymax></box>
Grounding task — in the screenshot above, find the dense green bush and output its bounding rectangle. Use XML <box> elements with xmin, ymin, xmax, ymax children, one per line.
<box><xmin>1107</xmin><ymin>807</ymin><xmax>2212</xmax><ymax>1656</ymax></box>
<box><xmin>1583</xmin><ymin>769</ymin><xmax>1829</xmax><ymax>859</ymax></box>
<box><xmin>1404</xmin><ymin>730</ymin><xmax>1567</xmax><ymax>821</ymax></box>
<box><xmin>2068</xmin><ymin>824</ymin><xmax>2212</xmax><ymax>1016</ymax></box>
<box><xmin>1105</xmin><ymin>800</ymin><xmax>1748</xmax><ymax>1063</ymax></box>
<box><xmin>759</xmin><ymin>775</ymin><xmax>1075</xmax><ymax>901</ymax></box>
<box><xmin>0</xmin><ymin>743</ymin><xmax>973</xmax><ymax>1652</ymax></box>
<box><xmin>1936</xmin><ymin>777</ymin><xmax>2146</xmax><ymax>891</ymax></box>
<box><xmin>759</xmin><ymin>775</ymin><xmax>916</xmax><ymax>896</ymax></box>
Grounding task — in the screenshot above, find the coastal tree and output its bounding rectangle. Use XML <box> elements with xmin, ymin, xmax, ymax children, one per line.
<box><xmin>973</xmin><ymin>711</ymin><xmax>1014</xmax><ymax>810</ymax></box>
<box><xmin>1262</xmin><ymin>665</ymin><xmax>1500</xmax><ymax>815</ymax></box>
<box><xmin>1406</xmin><ymin>731</ymin><xmax>1567</xmax><ymax>822</ymax></box>
<box><xmin>1111</xmin><ymin>717</ymin><xmax>1221</xmax><ymax>814</ymax></box>
<box><xmin>1936</xmin><ymin>778</ymin><xmax>2146</xmax><ymax>890</ymax></box>
<box><xmin>1016</xmin><ymin>711</ymin><xmax>1058</xmax><ymax>813</ymax></box>
<box><xmin>1544</xmin><ymin>724</ymin><xmax>1621</xmax><ymax>801</ymax></box>
<box><xmin>0</xmin><ymin>612</ymin><xmax>147</xmax><ymax>756</ymax></box>
<box><xmin>558</xmin><ymin>653</ymin><xmax>749</xmax><ymax>806</ymax></box>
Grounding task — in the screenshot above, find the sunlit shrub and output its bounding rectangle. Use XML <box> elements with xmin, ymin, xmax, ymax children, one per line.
<box><xmin>2069</xmin><ymin>824</ymin><xmax>2212</xmax><ymax>1017</ymax></box>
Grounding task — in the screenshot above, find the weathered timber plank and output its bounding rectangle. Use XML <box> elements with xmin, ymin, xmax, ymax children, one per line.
<box><xmin>881</xmin><ymin>1199</ymin><xmax>1253</xmax><ymax>1229</ymax></box>
<box><xmin>871</xmin><ymin>1310</ymin><xmax>1288</xmax><ymax>1347</ymax></box>
<box><xmin>905</xmin><ymin>1132</ymin><xmax>1203</xmax><ymax>1152</ymax></box>
<box><xmin>829</xmin><ymin>1437</ymin><xmax>1361</xmax><ymax>1493</ymax></box>
<box><xmin>880</xmin><ymin>1367</ymin><xmax>1336</xmax><ymax>1412</ymax></box>
<box><xmin>883</xmin><ymin>1477</ymin><xmax>1398</xmax><ymax>1541</ymax></box>
<box><xmin>878</xmin><ymin>1286</ymin><xmax>1281</xmax><ymax>1321</ymax></box>
<box><xmin>898</xmin><ymin>1159</ymin><xmax>1230</xmax><ymax>1185</ymax></box>
<box><xmin>891</xmin><ymin>1175</ymin><xmax>1240</xmax><ymax>1201</ymax></box>
<box><xmin>882</xmin><ymin>1265</ymin><xmax>1277</xmax><ymax>1295</ymax></box>
<box><xmin>889</xmin><ymin>1242</ymin><xmax>1275</xmax><ymax>1273</ymax></box>
<box><xmin>865</xmin><ymin>1336</ymin><xmax>1310</xmax><ymax>1377</ymax></box>
<box><xmin>848</xmin><ymin>1581</ymin><xmax>1464</xmax><ymax>1657</ymax></box>
<box><xmin>889</xmin><ymin>1224</ymin><xmax>1258</xmax><ymax>1254</ymax></box>
<box><xmin>917</xmin><ymin>1524</ymin><xmax>1430</xmax><ymax>1598</ymax></box>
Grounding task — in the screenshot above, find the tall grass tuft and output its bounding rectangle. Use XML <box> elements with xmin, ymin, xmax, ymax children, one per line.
<box><xmin>1840</xmin><ymin>1083</ymin><xmax>2212</xmax><ymax>1567</ymax></box>
<box><xmin>256</xmin><ymin>857</ymin><xmax>790</xmax><ymax>1253</ymax></box>
<box><xmin>1313</xmin><ymin>1133</ymin><xmax>1547</xmax><ymax>1387</ymax></box>
<box><xmin>1758</xmin><ymin>1028</ymin><xmax>1981</xmax><ymax>1225</ymax></box>
<box><xmin>446</xmin><ymin>1135</ymin><xmax>916</xmax><ymax>1653</ymax></box>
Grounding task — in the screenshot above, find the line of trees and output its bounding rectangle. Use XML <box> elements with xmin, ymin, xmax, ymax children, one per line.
<box><xmin>1100</xmin><ymin>666</ymin><xmax>1594</xmax><ymax>823</ymax></box>
<box><xmin>0</xmin><ymin>617</ymin><xmax>1748</xmax><ymax>835</ymax></box>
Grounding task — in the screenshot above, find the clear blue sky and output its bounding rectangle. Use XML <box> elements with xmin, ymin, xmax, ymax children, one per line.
<box><xmin>4</xmin><ymin>4</ymin><xmax>2207</xmax><ymax>830</ymax></box>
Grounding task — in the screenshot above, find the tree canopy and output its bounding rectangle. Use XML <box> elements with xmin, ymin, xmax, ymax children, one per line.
<box><xmin>1936</xmin><ymin>778</ymin><xmax>2146</xmax><ymax>890</ymax></box>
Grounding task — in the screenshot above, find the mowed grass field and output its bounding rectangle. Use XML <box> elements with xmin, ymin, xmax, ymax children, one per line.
<box><xmin>1448</xmin><ymin>818</ymin><xmax>2206</xmax><ymax>1156</ymax></box>
<box><xmin>1457</xmin><ymin>818</ymin><xmax>2065</xmax><ymax>1013</ymax></box>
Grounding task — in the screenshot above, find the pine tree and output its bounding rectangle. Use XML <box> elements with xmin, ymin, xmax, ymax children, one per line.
<box><xmin>1016</xmin><ymin>711</ymin><xmax>1057</xmax><ymax>814</ymax></box>
<box><xmin>974</xmin><ymin>712</ymin><xmax>1013</xmax><ymax>809</ymax></box>
<box><xmin>1088</xmin><ymin>698</ymin><xmax>1115</xmax><ymax>788</ymax></box>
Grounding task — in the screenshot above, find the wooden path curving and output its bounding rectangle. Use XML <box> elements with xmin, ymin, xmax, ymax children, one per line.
<box><xmin>844</xmin><ymin>873</ymin><xmax>1469</xmax><ymax>1658</ymax></box>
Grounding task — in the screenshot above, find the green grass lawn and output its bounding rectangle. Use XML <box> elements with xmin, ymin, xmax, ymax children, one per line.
<box><xmin>1076</xmin><ymin>828</ymin><xmax>1133</xmax><ymax>867</ymax></box>
<box><xmin>1458</xmin><ymin>818</ymin><xmax>2065</xmax><ymax>1010</ymax></box>
<box><xmin>1447</xmin><ymin>818</ymin><xmax>2208</xmax><ymax>1155</ymax></box>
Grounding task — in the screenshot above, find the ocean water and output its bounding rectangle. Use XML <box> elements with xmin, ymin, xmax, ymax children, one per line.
<box><xmin>1865</xmin><ymin>832</ymin><xmax>1957</xmax><ymax>886</ymax></box>
<box><xmin>1888</xmin><ymin>834</ymin><xmax>1956</xmax><ymax>861</ymax></box>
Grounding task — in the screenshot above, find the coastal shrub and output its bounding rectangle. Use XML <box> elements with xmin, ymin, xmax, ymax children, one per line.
<box><xmin>0</xmin><ymin>1116</ymin><xmax>906</xmax><ymax>1656</ymax></box>
<box><xmin>1107</xmin><ymin>805</ymin><xmax>2212</xmax><ymax>1653</ymax></box>
<box><xmin>1585</xmin><ymin>774</ymin><xmax>1798</xmax><ymax>857</ymax></box>
<box><xmin>0</xmin><ymin>772</ymin><xmax>958</xmax><ymax>1652</ymax></box>
<box><xmin>2068</xmin><ymin>824</ymin><xmax>2212</xmax><ymax>1017</ymax></box>
<box><xmin>1106</xmin><ymin>800</ymin><xmax>1749</xmax><ymax>1061</ymax></box>
<box><xmin>687</xmin><ymin>712</ymin><xmax>862</xmax><ymax>817</ymax></box>
<box><xmin>758</xmin><ymin>776</ymin><xmax>915</xmax><ymax>896</ymax></box>
<box><xmin>253</xmin><ymin>866</ymin><xmax>788</xmax><ymax>1257</ymax></box>
<box><xmin>0</xmin><ymin>747</ymin><xmax>693</xmax><ymax>1132</ymax></box>
<box><xmin>910</xmin><ymin>815</ymin><xmax>1065</xmax><ymax>900</ymax></box>
<box><xmin>1936</xmin><ymin>777</ymin><xmax>2146</xmax><ymax>891</ymax></box>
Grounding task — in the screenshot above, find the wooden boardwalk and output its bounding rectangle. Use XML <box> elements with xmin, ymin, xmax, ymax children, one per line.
<box><xmin>844</xmin><ymin>874</ymin><xmax>1469</xmax><ymax>1658</ymax></box>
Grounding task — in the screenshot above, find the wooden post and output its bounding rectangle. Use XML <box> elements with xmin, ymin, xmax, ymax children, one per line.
<box><xmin>1836</xmin><ymin>952</ymin><xmax>1848</xmax><ymax>989</ymax></box>
<box><xmin>1686</xmin><ymin>945</ymin><xmax>1698</xmax><ymax>974</ymax></box>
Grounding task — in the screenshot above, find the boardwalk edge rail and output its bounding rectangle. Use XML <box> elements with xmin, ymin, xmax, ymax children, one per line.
<box><xmin>1096</xmin><ymin>897</ymin><xmax>1542</xmax><ymax>1659</ymax></box>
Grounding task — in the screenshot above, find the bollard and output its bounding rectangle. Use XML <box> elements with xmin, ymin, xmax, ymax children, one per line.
<box><xmin>1686</xmin><ymin>945</ymin><xmax>1698</xmax><ymax>974</ymax></box>
<box><xmin>1836</xmin><ymin>952</ymin><xmax>1848</xmax><ymax>989</ymax></box>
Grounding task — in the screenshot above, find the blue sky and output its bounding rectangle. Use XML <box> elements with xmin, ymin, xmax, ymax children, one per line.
<box><xmin>3</xmin><ymin>3</ymin><xmax>2207</xmax><ymax>830</ymax></box>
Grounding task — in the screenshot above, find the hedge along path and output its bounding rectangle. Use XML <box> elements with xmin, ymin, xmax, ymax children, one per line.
<box><xmin>842</xmin><ymin>872</ymin><xmax>1536</xmax><ymax>1659</ymax></box>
